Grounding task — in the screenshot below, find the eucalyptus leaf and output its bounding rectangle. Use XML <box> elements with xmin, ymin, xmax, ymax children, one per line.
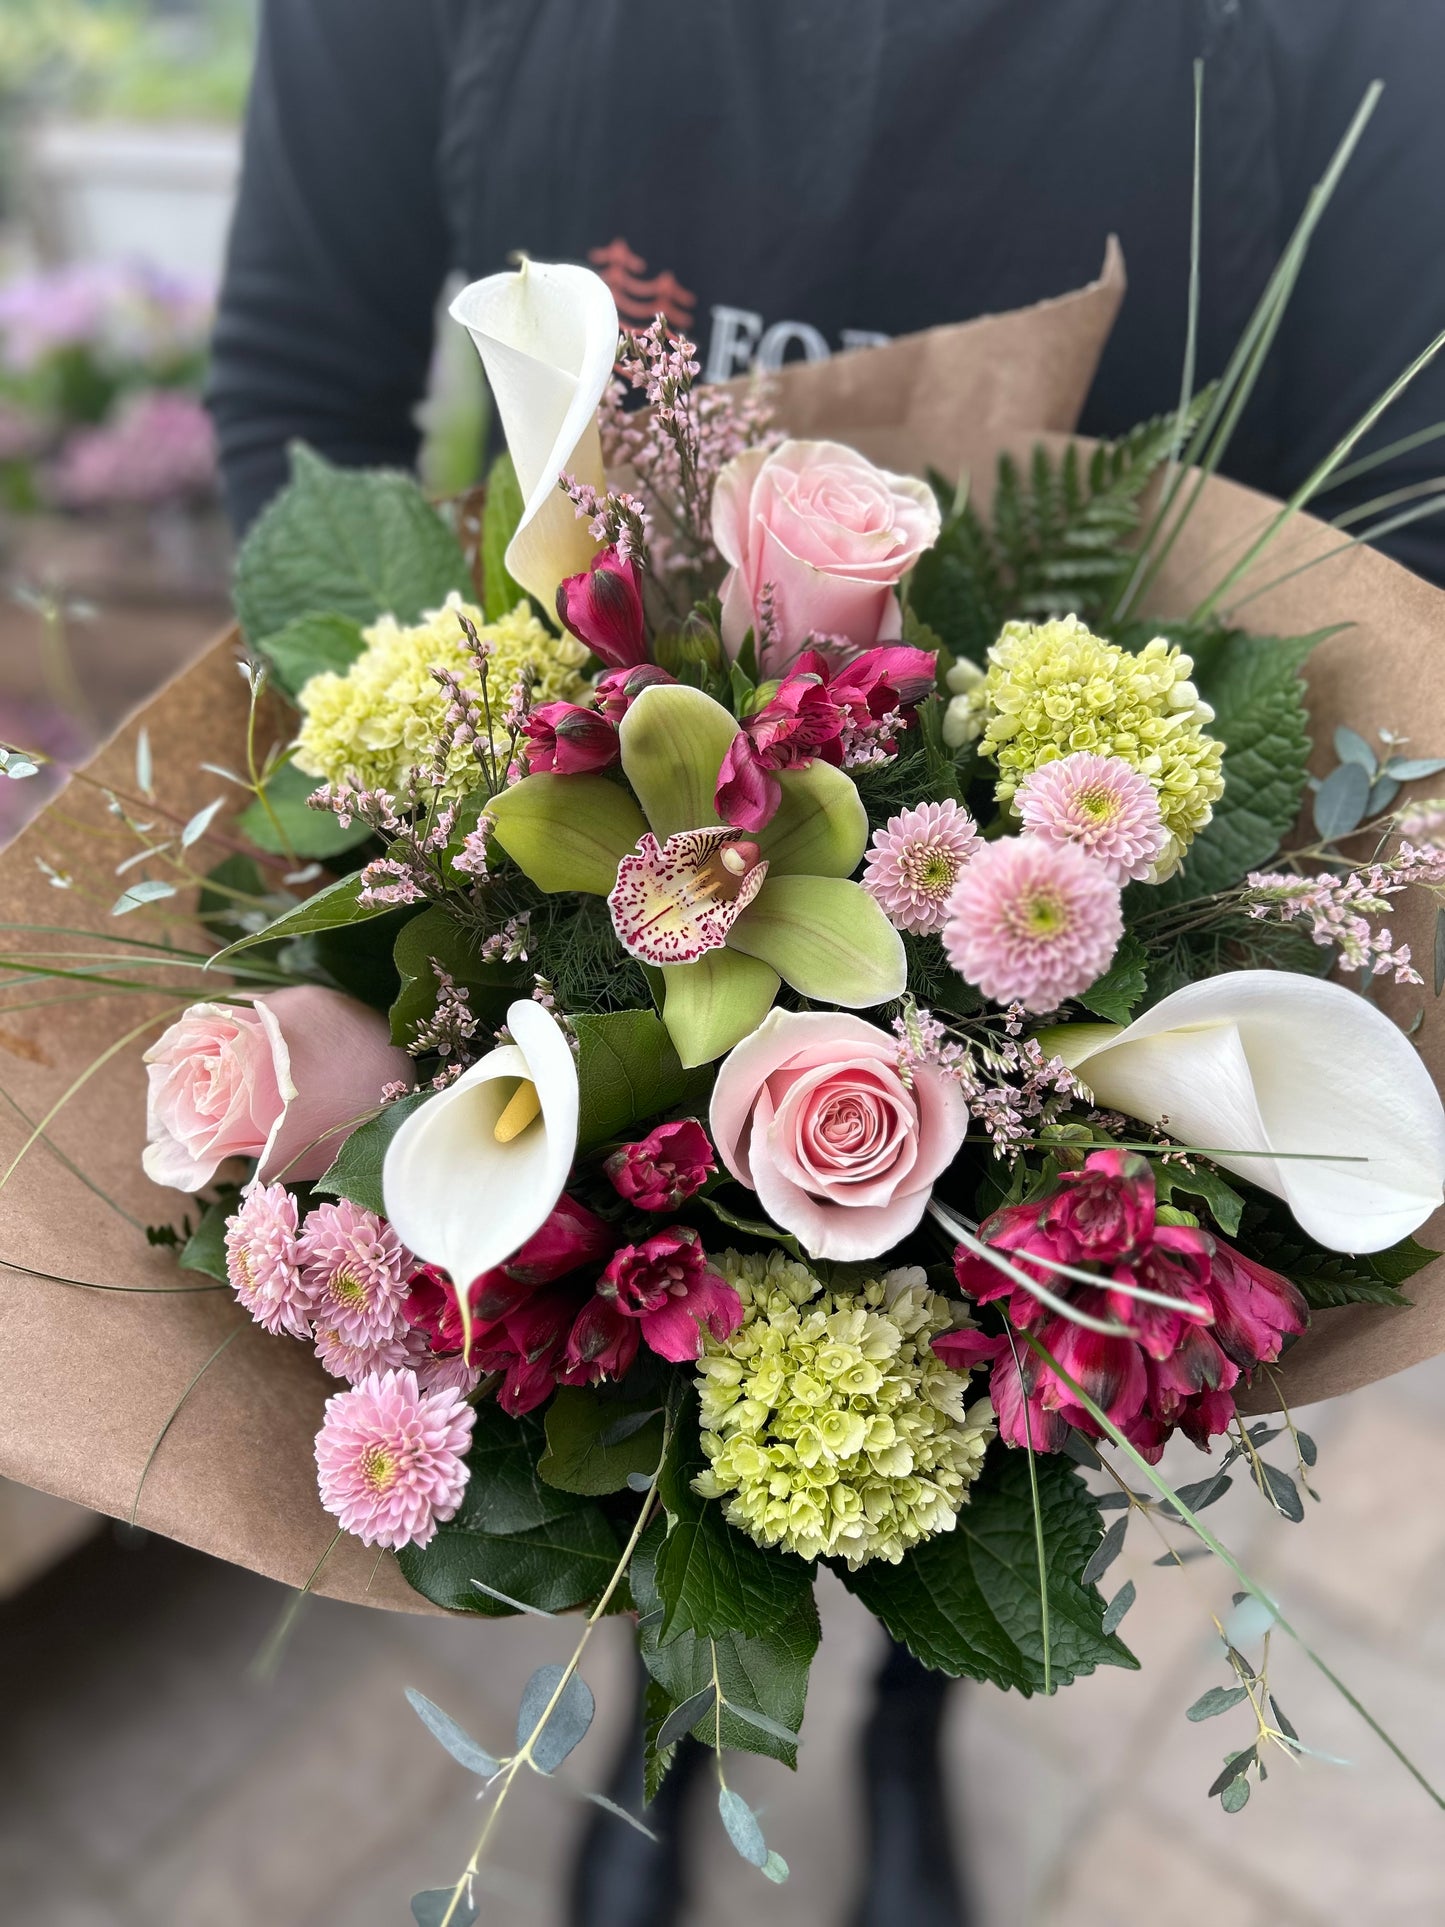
<box><xmin>1312</xmin><ymin>759</ymin><xmax>1371</xmax><ymax>840</ymax></box>
<box><xmin>1220</xmin><ymin>1775</ymin><xmax>1251</xmax><ymax>1813</ymax></box>
<box><xmin>1332</xmin><ymin>724</ymin><xmax>1376</xmax><ymax>772</ymax></box>
<box><xmin>405</xmin><ymin>1688</ymin><xmax>501</xmax><ymax>1777</ymax></box>
<box><xmin>517</xmin><ymin>1665</ymin><xmax>595</xmax><ymax>1772</ymax></box>
<box><xmin>717</xmin><ymin>1787</ymin><xmax>769</xmax><ymax>1869</ymax></box>
<box><xmin>1383</xmin><ymin>754</ymin><xmax>1445</xmax><ymax>780</ymax></box>
<box><xmin>655</xmin><ymin>1685</ymin><xmax>718</xmax><ymax>1752</ymax></box>
<box><xmin>1186</xmin><ymin>1684</ymin><xmax>1250</xmax><ymax>1722</ymax></box>
<box><xmin>1101</xmin><ymin>1579</ymin><xmax>1136</xmax><ymax>1635</ymax></box>
<box><xmin>1080</xmin><ymin>1515</ymin><xmax>1127</xmax><ymax>1586</ymax></box>
<box><xmin>1368</xmin><ymin>775</ymin><xmax>1402</xmax><ymax>816</ymax></box>
<box><xmin>411</xmin><ymin>1888</ymin><xmax>478</xmax><ymax>1927</ymax></box>
<box><xmin>1259</xmin><ymin>1462</ymin><xmax>1305</xmax><ymax>1524</ymax></box>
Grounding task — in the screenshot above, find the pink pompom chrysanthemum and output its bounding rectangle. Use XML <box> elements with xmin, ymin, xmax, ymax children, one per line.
<box><xmin>943</xmin><ymin>835</ymin><xmax>1123</xmax><ymax>1013</ymax></box>
<box><xmin>314</xmin><ymin>1368</ymin><xmax>474</xmax><ymax>1550</ymax></box>
<box><xmin>1015</xmin><ymin>752</ymin><xmax>1167</xmax><ymax>883</ymax></box>
<box><xmin>224</xmin><ymin>1182</ymin><xmax>307</xmax><ymax>1339</ymax></box>
<box><xmin>296</xmin><ymin>1199</ymin><xmax>413</xmax><ymax>1349</ymax></box>
<box><xmin>313</xmin><ymin>1321</ymin><xmax>414</xmax><ymax>1385</ymax></box>
<box><xmin>862</xmin><ymin>798</ymin><xmax>981</xmax><ymax>935</ymax></box>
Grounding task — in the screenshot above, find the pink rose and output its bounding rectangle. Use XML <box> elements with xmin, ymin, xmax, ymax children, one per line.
<box><xmin>142</xmin><ymin>986</ymin><xmax>414</xmax><ymax>1192</ymax></box>
<box><xmin>712</xmin><ymin>439</ymin><xmax>941</xmax><ymax>672</ymax></box>
<box><xmin>709</xmin><ymin>1009</ymin><xmax>968</xmax><ymax>1260</ymax></box>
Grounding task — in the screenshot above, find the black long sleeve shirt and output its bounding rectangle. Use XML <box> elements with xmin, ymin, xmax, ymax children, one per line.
<box><xmin>210</xmin><ymin>0</ymin><xmax>1445</xmax><ymax>585</ymax></box>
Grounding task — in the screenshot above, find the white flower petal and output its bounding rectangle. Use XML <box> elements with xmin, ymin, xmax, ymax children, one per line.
<box><xmin>449</xmin><ymin>261</ymin><xmax>618</xmax><ymax>611</ymax></box>
<box><xmin>382</xmin><ymin>1000</ymin><xmax>579</xmax><ymax>1287</ymax></box>
<box><xmin>1056</xmin><ymin>971</ymin><xmax>1445</xmax><ymax>1253</ymax></box>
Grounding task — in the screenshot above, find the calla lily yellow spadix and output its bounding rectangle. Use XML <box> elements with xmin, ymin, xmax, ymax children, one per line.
<box><xmin>1040</xmin><ymin>971</ymin><xmax>1445</xmax><ymax>1254</ymax></box>
<box><xmin>381</xmin><ymin>999</ymin><xmax>579</xmax><ymax>1294</ymax></box>
<box><xmin>448</xmin><ymin>259</ymin><xmax>619</xmax><ymax>610</ymax></box>
<box><xmin>487</xmin><ymin>683</ymin><xmax>908</xmax><ymax>1066</ymax></box>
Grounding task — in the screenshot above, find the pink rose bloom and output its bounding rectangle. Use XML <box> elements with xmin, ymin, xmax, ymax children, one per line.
<box><xmin>712</xmin><ymin>439</ymin><xmax>941</xmax><ymax>671</ymax></box>
<box><xmin>710</xmin><ymin>1009</ymin><xmax>969</xmax><ymax>1260</ymax></box>
<box><xmin>142</xmin><ymin>986</ymin><xmax>415</xmax><ymax>1192</ymax></box>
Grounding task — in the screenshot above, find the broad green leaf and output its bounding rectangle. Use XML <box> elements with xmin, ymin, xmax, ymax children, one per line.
<box><xmin>313</xmin><ymin>1092</ymin><xmax>426</xmax><ymax>1216</ymax></box>
<box><xmin>256</xmin><ymin>611</ymin><xmax>366</xmax><ymax>700</ymax></box>
<box><xmin>388</xmin><ymin>905</ymin><xmax>521</xmax><ymax>1050</ymax></box>
<box><xmin>619</xmin><ymin>683</ymin><xmax>738</xmax><ymax>839</ymax></box>
<box><xmin>632</xmin><ymin>1515</ymin><xmax>818</xmax><ymax>1770</ymax></box>
<box><xmin>1076</xmin><ymin>934</ymin><xmax>1147</xmax><ymax>1025</ymax></box>
<box><xmin>398</xmin><ymin>1403</ymin><xmax>621</xmax><ymax>1615</ymax></box>
<box><xmin>481</xmin><ymin>449</ymin><xmax>528</xmax><ymax>622</ymax></box>
<box><xmin>652</xmin><ymin>1401</ymin><xmax>814</xmax><ymax>1643</ymax></box>
<box><xmin>209</xmin><ymin>871</ymin><xmax>397</xmax><ymax>963</ymax></box>
<box><xmin>1143</xmin><ymin>630</ymin><xmax>1322</xmax><ymax>906</ymax></box>
<box><xmin>239</xmin><ymin>760</ymin><xmax>373</xmax><ymax>859</ymax></box>
<box><xmin>1233</xmin><ymin>1199</ymin><xmax>1432</xmax><ymax>1310</ymax></box>
<box><xmin>757</xmin><ymin>761</ymin><xmax>869</xmax><ymax>878</ymax></box>
<box><xmin>178</xmin><ymin>1199</ymin><xmax>230</xmax><ymax>1281</ymax></box>
<box><xmin>539</xmin><ymin>1387</ymin><xmax>666</xmax><ymax>1496</ymax></box>
<box><xmin>842</xmin><ymin>1452</ymin><xmax>1138</xmax><ymax>1694</ymax></box>
<box><xmin>234</xmin><ymin>444</ymin><xmax>473</xmax><ymax>646</ymax></box>
<box><xmin>1154</xmin><ymin>1159</ymin><xmax>1245</xmax><ymax>1238</ymax></box>
<box><xmin>487</xmin><ymin>773</ymin><xmax>645</xmax><ymax>895</ymax></box>
<box><xmin>660</xmin><ymin>948</ymin><xmax>780</xmax><ymax>1069</ymax></box>
<box><xmin>573</xmin><ymin>1008</ymin><xmax>706</xmax><ymax>1152</ymax></box>
<box><xmin>729</xmin><ymin>875</ymin><xmax>906</xmax><ymax>1007</ymax></box>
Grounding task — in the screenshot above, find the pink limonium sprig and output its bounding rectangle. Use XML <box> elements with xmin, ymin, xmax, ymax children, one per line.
<box><xmin>892</xmin><ymin>999</ymin><xmax>1079</xmax><ymax>1160</ymax></box>
<box><xmin>1243</xmin><ymin>839</ymin><xmax>1445</xmax><ymax>984</ymax></box>
<box><xmin>409</xmin><ymin>962</ymin><xmax>481</xmax><ymax>1061</ymax></box>
<box><xmin>559</xmin><ymin>473</ymin><xmax>651</xmax><ymax>567</ymax></box>
<box><xmin>314</xmin><ymin>1368</ymin><xmax>474</xmax><ymax>1550</ymax></box>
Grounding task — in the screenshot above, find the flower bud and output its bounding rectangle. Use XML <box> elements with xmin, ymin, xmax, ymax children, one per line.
<box><xmin>555</xmin><ymin>544</ymin><xmax>647</xmax><ymax>668</ymax></box>
<box><xmin>523</xmin><ymin>702</ymin><xmax>620</xmax><ymax>774</ymax></box>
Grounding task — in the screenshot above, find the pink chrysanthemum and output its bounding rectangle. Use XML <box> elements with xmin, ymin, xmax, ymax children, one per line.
<box><xmin>314</xmin><ymin>1369</ymin><xmax>474</xmax><ymax>1550</ymax></box>
<box><xmin>313</xmin><ymin>1321</ymin><xmax>413</xmax><ymax>1385</ymax></box>
<box><xmin>224</xmin><ymin>1182</ymin><xmax>307</xmax><ymax>1339</ymax></box>
<box><xmin>296</xmin><ymin>1199</ymin><xmax>414</xmax><ymax>1349</ymax></box>
<box><xmin>862</xmin><ymin>798</ymin><xmax>981</xmax><ymax>935</ymax></box>
<box><xmin>1015</xmin><ymin>752</ymin><xmax>1167</xmax><ymax>883</ymax></box>
<box><xmin>942</xmin><ymin>835</ymin><xmax>1123</xmax><ymax>1013</ymax></box>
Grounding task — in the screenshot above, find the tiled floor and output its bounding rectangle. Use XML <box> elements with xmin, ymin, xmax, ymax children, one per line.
<box><xmin>4</xmin><ymin>1354</ymin><xmax>1444</xmax><ymax>1927</ymax></box>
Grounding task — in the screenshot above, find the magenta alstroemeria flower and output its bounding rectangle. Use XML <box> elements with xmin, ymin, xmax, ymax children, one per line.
<box><xmin>595</xmin><ymin>662</ymin><xmax>677</xmax><ymax>725</ymax></box>
<box><xmin>831</xmin><ymin>644</ymin><xmax>938</xmax><ymax>720</ymax></box>
<box><xmin>555</xmin><ymin>544</ymin><xmax>648</xmax><ymax>668</ymax></box>
<box><xmin>592</xmin><ymin>1226</ymin><xmax>743</xmax><ymax>1362</ymax></box>
<box><xmin>524</xmin><ymin>701</ymin><xmax>620</xmax><ymax>774</ymax></box>
<box><xmin>609</xmin><ymin>826</ymin><xmax>769</xmax><ymax>967</ymax></box>
<box><xmin>605</xmin><ymin>1118</ymin><xmax>717</xmax><ymax>1211</ymax></box>
<box><xmin>715</xmin><ymin>656</ymin><xmax>844</xmax><ymax>831</ymax></box>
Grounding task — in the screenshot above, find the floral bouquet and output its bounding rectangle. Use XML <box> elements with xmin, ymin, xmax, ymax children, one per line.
<box><xmin>6</xmin><ymin>118</ymin><xmax>1445</xmax><ymax>1915</ymax></box>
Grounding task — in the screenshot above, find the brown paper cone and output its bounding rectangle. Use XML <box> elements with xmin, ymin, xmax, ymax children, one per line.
<box><xmin>0</xmin><ymin>249</ymin><xmax>1436</xmax><ymax>1602</ymax></box>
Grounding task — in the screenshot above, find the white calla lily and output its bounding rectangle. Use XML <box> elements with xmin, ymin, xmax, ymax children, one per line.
<box><xmin>449</xmin><ymin>259</ymin><xmax>619</xmax><ymax>611</ymax></box>
<box><xmin>1042</xmin><ymin>971</ymin><xmax>1445</xmax><ymax>1254</ymax></box>
<box><xmin>382</xmin><ymin>999</ymin><xmax>579</xmax><ymax>1290</ymax></box>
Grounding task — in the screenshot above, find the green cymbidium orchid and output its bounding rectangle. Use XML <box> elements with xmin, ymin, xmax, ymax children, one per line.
<box><xmin>487</xmin><ymin>683</ymin><xmax>906</xmax><ymax>1065</ymax></box>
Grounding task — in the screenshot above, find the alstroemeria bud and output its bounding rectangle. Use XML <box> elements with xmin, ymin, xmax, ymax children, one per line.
<box><xmin>523</xmin><ymin>701</ymin><xmax>620</xmax><ymax>774</ymax></box>
<box><xmin>595</xmin><ymin>662</ymin><xmax>676</xmax><ymax>726</ymax></box>
<box><xmin>605</xmin><ymin>1118</ymin><xmax>717</xmax><ymax>1210</ymax></box>
<box><xmin>556</xmin><ymin>544</ymin><xmax>648</xmax><ymax>668</ymax></box>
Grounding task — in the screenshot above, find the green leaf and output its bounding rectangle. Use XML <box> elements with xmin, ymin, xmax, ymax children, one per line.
<box><xmin>652</xmin><ymin>1400</ymin><xmax>815</xmax><ymax>1644</ymax></box>
<box><xmin>1076</xmin><ymin>934</ymin><xmax>1147</xmax><ymax>1024</ymax></box>
<box><xmin>632</xmin><ymin>1516</ymin><xmax>818</xmax><ymax>1770</ymax></box>
<box><xmin>1313</xmin><ymin>759</ymin><xmax>1370</xmax><ymax>841</ymax></box>
<box><xmin>178</xmin><ymin>1199</ymin><xmax>230</xmax><ymax>1281</ymax></box>
<box><xmin>841</xmin><ymin>1452</ymin><xmax>1138</xmax><ymax>1694</ymax></box>
<box><xmin>539</xmin><ymin>1387</ymin><xmax>666</xmax><ymax>1496</ymax></box>
<box><xmin>255</xmin><ymin>611</ymin><xmax>366</xmax><ymax>700</ymax></box>
<box><xmin>1144</xmin><ymin>630</ymin><xmax>1323</xmax><ymax>906</ymax></box>
<box><xmin>1153</xmin><ymin>1160</ymin><xmax>1246</xmax><ymax>1238</ymax></box>
<box><xmin>696</xmin><ymin>1190</ymin><xmax>804</xmax><ymax>1258</ymax></box>
<box><xmin>717</xmin><ymin>1787</ymin><xmax>769</xmax><ymax>1868</ymax></box>
<box><xmin>234</xmin><ymin>444</ymin><xmax>473</xmax><ymax>647</ymax></box>
<box><xmin>313</xmin><ymin>1092</ymin><xmax>427</xmax><ymax>1216</ymax></box>
<box><xmin>517</xmin><ymin>1664</ymin><xmax>595</xmax><ymax>1771</ymax></box>
<box><xmin>481</xmin><ymin>450</ymin><xmax>528</xmax><ymax>622</ymax></box>
<box><xmin>209</xmin><ymin>871</ymin><xmax>397</xmax><ymax>964</ymax></box>
<box><xmin>397</xmin><ymin>1403</ymin><xmax>621</xmax><ymax>1615</ymax></box>
<box><xmin>405</xmin><ymin>1689</ymin><xmax>501</xmax><ymax>1777</ymax></box>
<box><xmin>1186</xmin><ymin>1683</ymin><xmax>1250</xmax><ymax>1722</ymax></box>
<box><xmin>644</xmin><ymin>1677</ymin><xmax>680</xmax><ymax>1803</ymax></box>
<box><xmin>411</xmin><ymin>1889</ymin><xmax>478</xmax><ymax>1927</ymax></box>
<box><xmin>388</xmin><ymin>905</ymin><xmax>521</xmax><ymax>1050</ymax></box>
<box><xmin>1234</xmin><ymin>1199</ymin><xmax>1432</xmax><ymax>1310</ymax></box>
<box><xmin>238</xmin><ymin>761</ymin><xmax>373</xmax><ymax>859</ymax></box>
<box><xmin>573</xmin><ymin>1008</ymin><xmax>711</xmax><ymax>1154</ymax></box>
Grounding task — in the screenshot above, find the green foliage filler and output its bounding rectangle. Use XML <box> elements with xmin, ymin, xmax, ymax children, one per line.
<box><xmin>842</xmin><ymin>1451</ymin><xmax>1138</xmax><ymax>1694</ymax></box>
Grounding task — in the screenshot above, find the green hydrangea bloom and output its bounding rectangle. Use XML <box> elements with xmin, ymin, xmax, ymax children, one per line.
<box><xmin>693</xmin><ymin>1250</ymin><xmax>994</xmax><ymax>1569</ymax></box>
<box><xmin>961</xmin><ymin>615</ymin><xmax>1225</xmax><ymax>875</ymax></box>
<box><xmin>293</xmin><ymin>592</ymin><xmax>589</xmax><ymax>799</ymax></box>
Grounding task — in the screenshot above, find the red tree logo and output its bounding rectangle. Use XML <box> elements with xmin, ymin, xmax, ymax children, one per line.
<box><xmin>587</xmin><ymin>238</ymin><xmax>697</xmax><ymax>331</ymax></box>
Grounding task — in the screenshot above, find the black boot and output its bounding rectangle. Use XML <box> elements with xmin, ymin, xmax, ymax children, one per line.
<box><xmin>568</xmin><ymin>1659</ymin><xmax>707</xmax><ymax>1927</ymax></box>
<box><xmin>851</xmin><ymin>1641</ymin><xmax>970</xmax><ymax>1927</ymax></box>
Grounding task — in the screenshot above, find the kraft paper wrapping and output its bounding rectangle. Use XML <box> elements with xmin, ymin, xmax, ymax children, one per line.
<box><xmin>0</xmin><ymin>248</ymin><xmax>1436</xmax><ymax>1607</ymax></box>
